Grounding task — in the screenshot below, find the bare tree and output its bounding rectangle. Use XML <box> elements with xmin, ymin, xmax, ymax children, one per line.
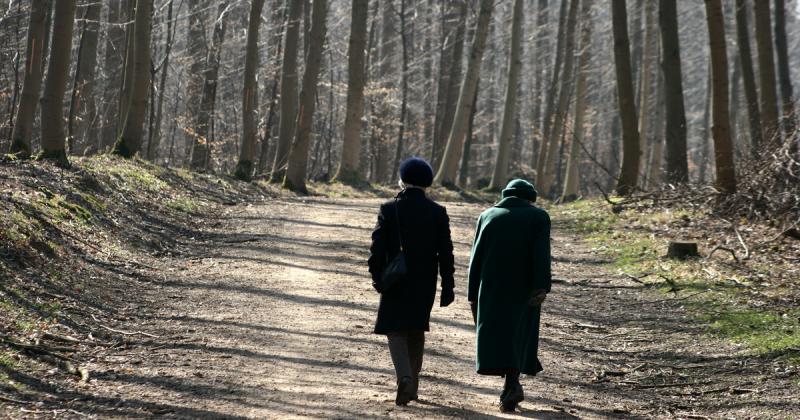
<box><xmin>704</xmin><ymin>0</ymin><xmax>736</xmax><ymax>193</ymax></box>
<box><xmin>333</xmin><ymin>0</ymin><xmax>369</xmax><ymax>184</ymax></box>
<box><xmin>610</xmin><ymin>0</ymin><xmax>641</xmax><ymax>194</ymax></box>
<box><xmin>734</xmin><ymin>0</ymin><xmax>763</xmax><ymax>153</ymax></box>
<box><xmin>284</xmin><ymin>0</ymin><xmax>329</xmax><ymax>192</ymax></box>
<box><xmin>68</xmin><ymin>2</ymin><xmax>101</xmax><ymax>154</ymax></box>
<box><xmin>9</xmin><ymin>0</ymin><xmax>48</xmax><ymax>157</ymax></box>
<box><xmin>434</xmin><ymin>0</ymin><xmax>494</xmax><ymax>187</ymax></box>
<box><xmin>234</xmin><ymin>0</ymin><xmax>267</xmax><ymax>181</ymax></box>
<box><xmin>112</xmin><ymin>0</ymin><xmax>153</xmax><ymax>158</ymax></box>
<box><xmin>562</xmin><ymin>0</ymin><xmax>594</xmax><ymax>201</ymax></box>
<box><xmin>39</xmin><ymin>0</ymin><xmax>77</xmax><ymax>166</ymax></box>
<box><xmin>489</xmin><ymin>0</ymin><xmax>524</xmax><ymax>190</ymax></box>
<box><xmin>271</xmin><ymin>0</ymin><xmax>304</xmax><ymax>181</ymax></box>
<box><xmin>773</xmin><ymin>0</ymin><xmax>796</xmax><ymax>138</ymax></box>
<box><xmin>752</xmin><ymin>0</ymin><xmax>779</xmax><ymax>140</ymax></box>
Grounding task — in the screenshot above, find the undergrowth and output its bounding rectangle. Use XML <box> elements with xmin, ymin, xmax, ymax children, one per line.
<box><xmin>551</xmin><ymin>198</ymin><xmax>800</xmax><ymax>364</ymax></box>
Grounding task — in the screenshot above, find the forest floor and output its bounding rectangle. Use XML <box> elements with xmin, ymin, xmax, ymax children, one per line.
<box><xmin>1</xmin><ymin>158</ymin><xmax>799</xmax><ymax>419</ymax></box>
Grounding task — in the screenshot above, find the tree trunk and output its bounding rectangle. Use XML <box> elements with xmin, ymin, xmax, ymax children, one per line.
<box><xmin>433</xmin><ymin>0</ymin><xmax>493</xmax><ymax>186</ymax></box>
<box><xmin>773</xmin><ymin>0</ymin><xmax>796</xmax><ymax>138</ymax></box>
<box><xmin>112</xmin><ymin>0</ymin><xmax>152</xmax><ymax>158</ymax></box>
<box><xmin>431</xmin><ymin>1</ymin><xmax>467</xmax><ymax>170</ymax></box>
<box><xmin>704</xmin><ymin>0</ymin><xmax>737</xmax><ymax>193</ymax></box>
<box><xmin>38</xmin><ymin>0</ymin><xmax>77</xmax><ymax>166</ymax></box>
<box><xmin>699</xmin><ymin>63</ymin><xmax>712</xmax><ymax>183</ymax></box>
<box><xmin>636</xmin><ymin>0</ymin><xmax>656</xmax><ymax>183</ymax></box>
<box><xmin>489</xmin><ymin>0</ymin><xmax>524</xmax><ymax>190</ymax></box>
<box><xmin>191</xmin><ymin>2</ymin><xmax>229</xmax><ymax>171</ymax></box>
<box><xmin>734</xmin><ymin>0</ymin><xmax>763</xmax><ymax>153</ymax></box>
<box><xmin>611</xmin><ymin>0</ymin><xmax>641</xmax><ymax>195</ymax></box>
<box><xmin>538</xmin><ymin>0</ymin><xmax>580</xmax><ymax>196</ymax></box>
<box><xmin>147</xmin><ymin>0</ymin><xmax>175</xmax><ymax>162</ymax></box>
<box><xmin>372</xmin><ymin>0</ymin><xmax>397</xmax><ymax>183</ymax></box>
<box><xmin>68</xmin><ymin>2</ymin><xmax>101</xmax><ymax>155</ymax></box>
<box><xmin>391</xmin><ymin>0</ymin><xmax>410</xmax><ymax>178</ymax></box>
<box><xmin>459</xmin><ymin>79</ymin><xmax>480</xmax><ymax>188</ymax></box>
<box><xmin>530</xmin><ymin>0</ymin><xmax>549</xmax><ymax>166</ymax></box>
<box><xmin>752</xmin><ymin>0</ymin><xmax>780</xmax><ymax>141</ymax></box>
<box><xmin>234</xmin><ymin>0</ymin><xmax>267</xmax><ymax>181</ymax></box>
<box><xmin>271</xmin><ymin>0</ymin><xmax>303</xmax><ymax>181</ymax></box>
<box><xmin>659</xmin><ymin>0</ymin><xmax>688</xmax><ymax>183</ymax></box>
<box><xmin>283</xmin><ymin>0</ymin><xmax>328</xmax><ymax>192</ymax></box>
<box><xmin>646</xmin><ymin>68</ymin><xmax>666</xmax><ymax>189</ymax></box>
<box><xmin>333</xmin><ymin>0</ymin><xmax>369</xmax><ymax>184</ymax></box>
<box><xmin>535</xmin><ymin>0</ymin><xmax>569</xmax><ymax>174</ymax></box>
<box><xmin>9</xmin><ymin>0</ymin><xmax>47</xmax><ymax>158</ymax></box>
<box><xmin>99</xmin><ymin>0</ymin><xmax>124</xmax><ymax>152</ymax></box>
<box><xmin>184</xmin><ymin>0</ymin><xmax>207</xmax><ymax>165</ymax></box>
<box><xmin>561</xmin><ymin>0</ymin><xmax>594</xmax><ymax>202</ymax></box>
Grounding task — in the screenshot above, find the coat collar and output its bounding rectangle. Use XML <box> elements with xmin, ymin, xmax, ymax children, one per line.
<box><xmin>398</xmin><ymin>187</ymin><xmax>426</xmax><ymax>200</ymax></box>
<box><xmin>494</xmin><ymin>196</ymin><xmax>533</xmax><ymax>208</ymax></box>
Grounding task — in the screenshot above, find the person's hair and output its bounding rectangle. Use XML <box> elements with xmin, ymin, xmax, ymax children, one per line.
<box><xmin>398</xmin><ymin>180</ymin><xmax>426</xmax><ymax>191</ymax></box>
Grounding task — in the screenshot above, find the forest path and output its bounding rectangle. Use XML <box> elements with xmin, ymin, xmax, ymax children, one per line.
<box><xmin>87</xmin><ymin>197</ymin><xmax>771</xmax><ymax>419</ymax></box>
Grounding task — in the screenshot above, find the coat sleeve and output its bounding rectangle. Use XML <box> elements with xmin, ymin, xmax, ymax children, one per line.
<box><xmin>532</xmin><ymin>211</ymin><xmax>552</xmax><ymax>292</ymax></box>
<box><xmin>436</xmin><ymin>206</ymin><xmax>455</xmax><ymax>290</ymax></box>
<box><xmin>467</xmin><ymin>214</ymin><xmax>484</xmax><ymax>302</ymax></box>
<box><xmin>368</xmin><ymin>204</ymin><xmax>388</xmax><ymax>284</ymax></box>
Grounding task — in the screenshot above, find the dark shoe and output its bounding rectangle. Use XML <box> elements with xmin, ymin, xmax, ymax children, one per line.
<box><xmin>499</xmin><ymin>382</ymin><xmax>524</xmax><ymax>413</ymax></box>
<box><xmin>396</xmin><ymin>376</ymin><xmax>414</xmax><ymax>406</ymax></box>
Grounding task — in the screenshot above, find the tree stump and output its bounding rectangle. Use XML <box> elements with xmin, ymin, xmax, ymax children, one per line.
<box><xmin>667</xmin><ymin>241</ymin><xmax>699</xmax><ymax>259</ymax></box>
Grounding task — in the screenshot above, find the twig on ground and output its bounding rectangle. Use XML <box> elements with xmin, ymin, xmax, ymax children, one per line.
<box><xmin>732</xmin><ymin>225</ymin><xmax>751</xmax><ymax>260</ymax></box>
<box><xmin>91</xmin><ymin>315</ymin><xmax>160</xmax><ymax>338</ymax></box>
<box><xmin>622</xmin><ymin>291</ymin><xmax>707</xmax><ymax>306</ymax></box>
<box><xmin>706</xmin><ymin>246</ymin><xmax>739</xmax><ymax>262</ymax></box>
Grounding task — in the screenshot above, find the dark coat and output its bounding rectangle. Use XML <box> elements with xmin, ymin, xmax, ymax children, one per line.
<box><xmin>368</xmin><ymin>188</ymin><xmax>455</xmax><ymax>334</ymax></box>
<box><xmin>468</xmin><ymin>197</ymin><xmax>551</xmax><ymax>375</ymax></box>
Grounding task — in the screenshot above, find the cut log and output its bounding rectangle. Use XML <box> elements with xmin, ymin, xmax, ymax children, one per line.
<box><xmin>667</xmin><ymin>241</ymin><xmax>699</xmax><ymax>259</ymax></box>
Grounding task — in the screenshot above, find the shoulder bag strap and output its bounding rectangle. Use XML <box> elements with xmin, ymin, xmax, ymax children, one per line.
<box><xmin>394</xmin><ymin>196</ymin><xmax>404</xmax><ymax>252</ymax></box>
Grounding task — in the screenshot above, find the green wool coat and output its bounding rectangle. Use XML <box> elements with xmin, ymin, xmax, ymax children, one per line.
<box><xmin>468</xmin><ymin>197</ymin><xmax>551</xmax><ymax>376</ymax></box>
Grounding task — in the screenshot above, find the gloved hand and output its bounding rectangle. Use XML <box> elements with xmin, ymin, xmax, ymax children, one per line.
<box><xmin>440</xmin><ymin>288</ymin><xmax>455</xmax><ymax>307</ymax></box>
<box><xmin>372</xmin><ymin>281</ymin><xmax>382</xmax><ymax>294</ymax></box>
<box><xmin>470</xmin><ymin>301</ymin><xmax>478</xmax><ymax>325</ymax></box>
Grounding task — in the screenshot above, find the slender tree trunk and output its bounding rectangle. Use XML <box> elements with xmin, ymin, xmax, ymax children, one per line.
<box><xmin>147</xmin><ymin>0</ymin><xmax>175</xmax><ymax>162</ymax></box>
<box><xmin>433</xmin><ymin>0</ymin><xmax>493</xmax><ymax>187</ymax></box>
<box><xmin>646</xmin><ymin>69</ymin><xmax>666</xmax><ymax>189</ymax></box>
<box><xmin>432</xmin><ymin>1</ymin><xmax>467</xmax><ymax>169</ymax></box>
<box><xmin>68</xmin><ymin>2</ymin><xmax>101</xmax><ymax>155</ymax></box>
<box><xmin>538</xmin><ymin>0</ymin><xmax>579</xmax><ymax>196</ymax></box>
<box><xmin>699</xmin><ymin>63</ymin><xmax>711</xmax><ymax>183</ymax></box>
<box><xmin>271</xmin><ymin>0</ymin><xmax>303</xmax><ymax>181</ymax></box>
<box><xmin>611</xmin><ymin>0</ymin><xmax>641</xmax><ymax>195</ymax></box>
<box><xmin>773</xmin><ymin>0</ymin><xmax>796</xmax><ymax>138</ymax></box>
<box><xmin>38</xmin><ymin>0</ymin><xmax>77</xmax><ymax>166</ymax></box>
<box><xmin>284</xmin><ymin>0</ymin><xmax>328</xmax><ymax>192</ymax></box>
<box><xmin>191</xmin><ymin>2</ymin><xmax>229</xmax><ymax>171</ymax></box>
<box><xmin>734</xmin><ymin>0</ymin><xmax>763</xmax><ymax>153</ymax></box>
<box><xmin>753</xmin><ymin>0</ymin><xmax>780</xmax><ymax>141</ymax></box>
<box><xmin>489</xmin><ymin>0</ymin><xmax>524</xmax><ymax>190</ymax></box>
<box><xmin>9</xmin><ymin>0</ymin><xmax>47</xmax><ymax>157</ymax></box>
<box><xmin>636</xmin><ymin>0</ymin><xmax>656</xmax><ymax>182</ymax></box>
<box><xmin>530</xmin><ymin>0</ymin><xmax>549</xmax><ymax>166</ymax></box>
<box><xmin>562</xmin><ymin>0</ymin><xmax>594</xmax><ymax>202</ymax></box>
<box><xmin>258</xmin><ymin>1</ymin><xmax>287</xmax><ymax>173</ymax></box>
<box><xmin>391</xmin><ymin>0</ymin><xmax>410</xmax><ymax>178</ymax></box>
<box><xmin>535</xmin><ymin>0</ymin><xmax>569</xmax><ymax>173</ymax></box>
<box><xmin>659</xmin><ymin>0</ymin><xmax>688</xmax><ymax>183</ymax></box>
<box><xmin>459</xmin><ymin>79</ymin><xmax>480</xmax><ymax>188</ymax></box>
<box><xmin>333</xmin><ymin>0</ymin><xmax>369</xmax><ymax>183</ymax></box>
<box><xmin>112</xmin><ymin>0</ymin><xmax>152</xmax><ymax>158</ymax></box>
<box><xmin>99</xmin><ymin>0</ymin><xmax>124</xmax><ymax>152</ymax></box>
<box><xmin>704</xmin><ymin>0</ymin><xmax>736</xmax><ymax>193</ymax></box>
<box><xmin>235</xmin><ymin>0</ymin><xmax>267</xmax><ymax>181</ymax></box>
<box><xmin>184</xmin><ymin>0</ymin><xmax>206</xmax><ymax>165</ymax></box>
<box><xmin>372</xmin><ymin>0</ymin><xmax>397</xmax><ymax>183</ymax></box>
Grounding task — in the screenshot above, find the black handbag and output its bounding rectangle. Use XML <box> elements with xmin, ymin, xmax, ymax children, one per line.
<box><xmin>380</xmin><ymin>198</ymin><xmax>407</xmax><ymax>292</ymax></box>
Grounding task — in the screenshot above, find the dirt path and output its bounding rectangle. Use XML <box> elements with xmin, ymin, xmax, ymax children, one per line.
<box><xmin>78</xmin><ymin>197</ymin><xmax>795</xmax><ymax>419</ymax></box>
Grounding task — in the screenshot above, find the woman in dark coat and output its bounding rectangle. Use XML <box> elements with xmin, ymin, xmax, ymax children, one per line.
<box><xmin>368</xmin><ymin>157</ymin><xmax>456</xmax><ymax>406</ymax></box>
<box><xmin>468</xmin><ymin>179</ymin><xmax>551</xmax><ymax>413</ymax></box>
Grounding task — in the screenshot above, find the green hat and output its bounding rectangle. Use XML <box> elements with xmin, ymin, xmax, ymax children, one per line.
<box><xmin>501</xmin><ymin>179</ymin><xmax>538</xmax><ymax>202</ymax></box>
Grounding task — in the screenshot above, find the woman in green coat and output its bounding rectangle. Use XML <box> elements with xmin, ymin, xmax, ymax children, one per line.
<box><xmin>468</xmin><ymin>179</ymin><xmax>551</xmax><ymax>413</ymax></box>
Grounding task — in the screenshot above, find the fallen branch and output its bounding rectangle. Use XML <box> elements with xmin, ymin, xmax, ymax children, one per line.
<box><xmin>732</xmin><ymin>225</ymin><xmax>751</xmax><ymax>260</ymax></box>
<box><xmin>706</xmin><ymin>246</ymin><xmax>739</xmax><ymax>262</ymax></box>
